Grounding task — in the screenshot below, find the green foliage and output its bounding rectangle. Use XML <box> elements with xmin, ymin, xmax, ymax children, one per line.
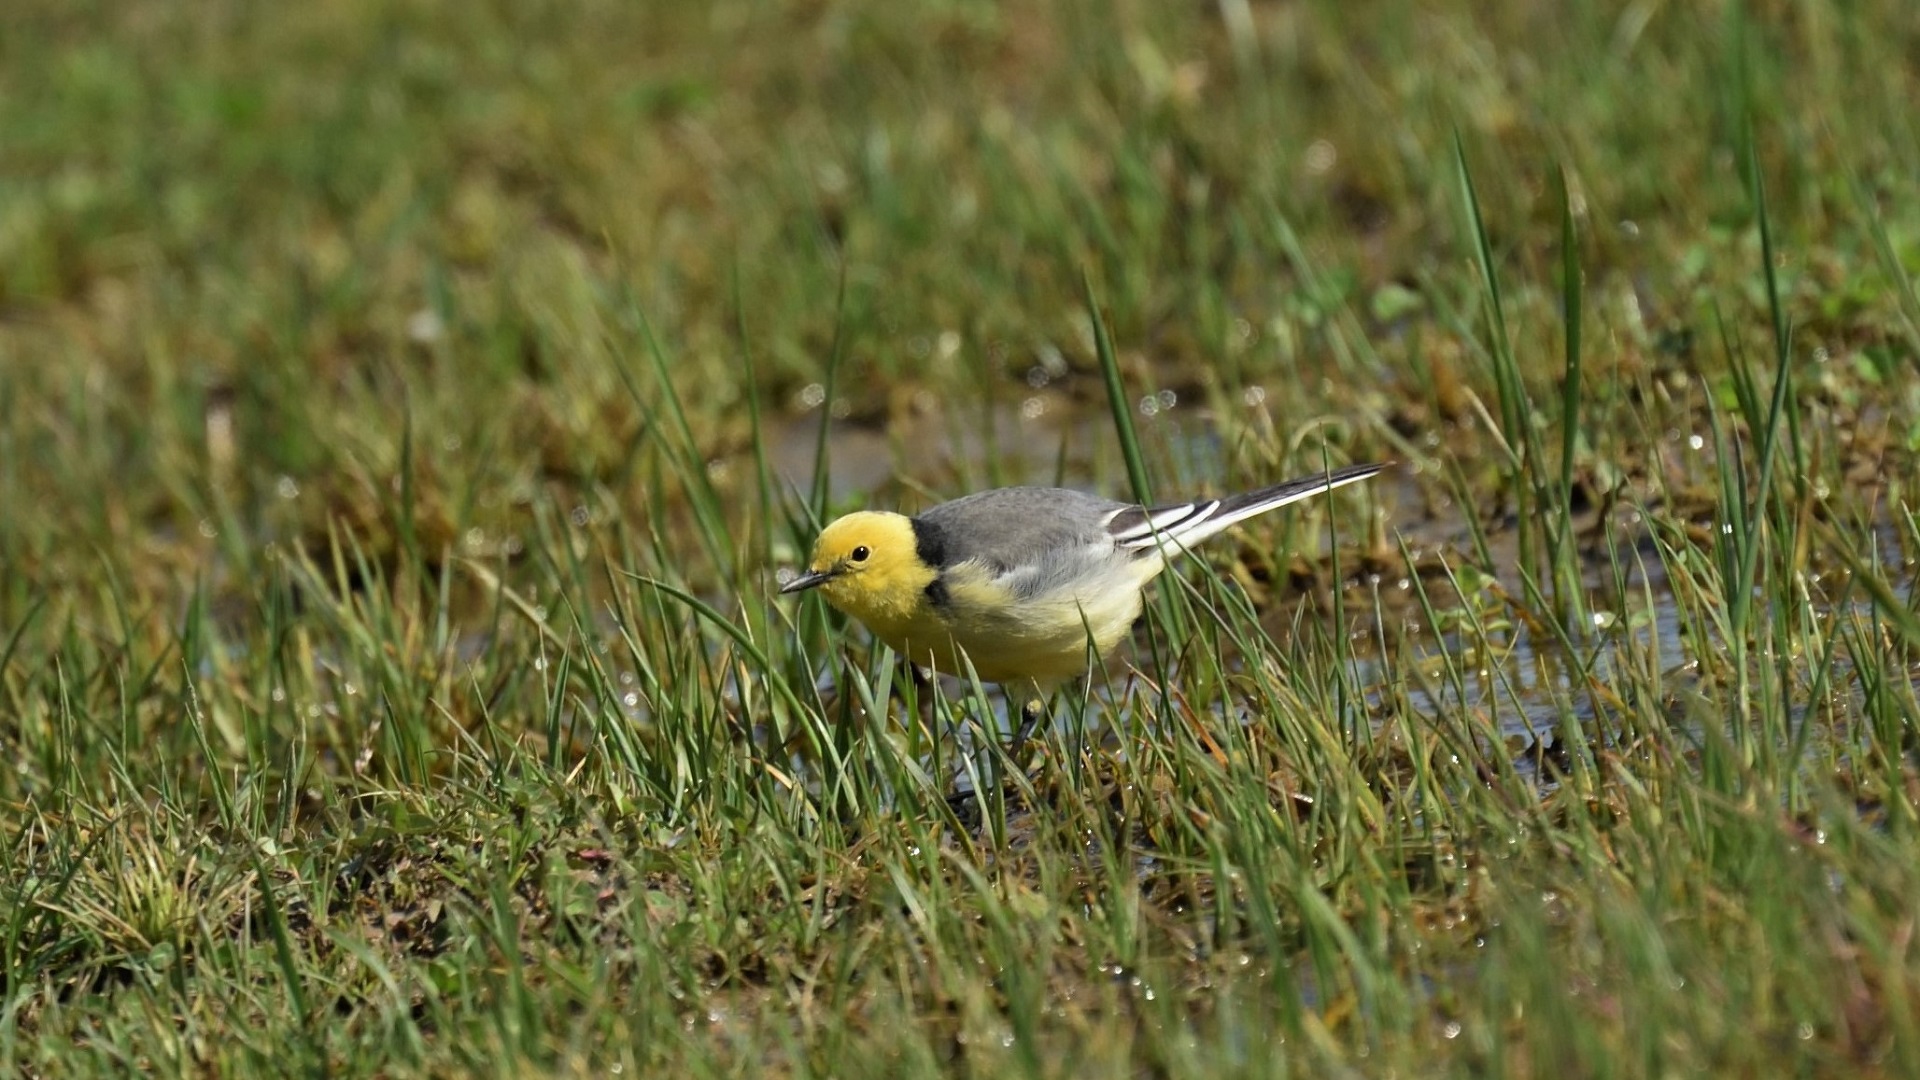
<box><xmin>3</xmin><ymin>0</ymin><xmax>1920</xmax><ymax>1074</ymax></box>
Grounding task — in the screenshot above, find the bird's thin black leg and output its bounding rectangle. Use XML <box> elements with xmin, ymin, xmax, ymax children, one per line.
<box><xmin>1003</xmin><ymin>692</ymin><xmax>1052</xmax><ymax>777</ymax></box>
<box><xmin>1012</xmin><ymin>697</ymin><xmax>1046</xmax><ymax>747</ymax></box>
<box><xmin>888</xmin><ymin>658</ymin><xmax>937</xmax><ymax>732</ymax></box>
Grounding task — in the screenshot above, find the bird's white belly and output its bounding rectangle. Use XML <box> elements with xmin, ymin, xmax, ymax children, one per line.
<box><xmin>920</xmin><ymin>556</ymin><xmax>1158</xmax><ymax>684</ymax></box>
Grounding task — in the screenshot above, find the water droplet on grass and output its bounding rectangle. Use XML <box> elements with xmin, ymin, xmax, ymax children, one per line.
<box><xmin>406</xmin><ymin>309</ymin><xmax>444</xmax><ymax>344</ymax></box>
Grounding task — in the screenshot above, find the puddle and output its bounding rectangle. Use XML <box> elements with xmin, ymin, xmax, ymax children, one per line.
<box><xmin>765</xmin><ymin>386</ymin><xmax>1920</xmax><ymax>804</ymax></box>
<box><xmin>764</xmin><ymin>392</ymin><xmax>1652</xmax><ymax>782</ymax></box>
<box><xmin>767</xmin><ymin>382</ymin><xmax>1257</xmax><ymax>509</ymax></box>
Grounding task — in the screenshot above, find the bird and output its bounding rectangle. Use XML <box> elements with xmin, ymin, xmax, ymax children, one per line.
<box><xmin>780</xmin><ymin>462</ymin><xmax>1386</xmax><ymax>691</ymax></box>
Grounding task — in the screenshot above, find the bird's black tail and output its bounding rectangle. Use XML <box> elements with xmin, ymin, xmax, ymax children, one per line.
<box><xmin>1107</xmin><ymin>461</ymin><xmax>1388</xmax><ymax>553</ymax></box>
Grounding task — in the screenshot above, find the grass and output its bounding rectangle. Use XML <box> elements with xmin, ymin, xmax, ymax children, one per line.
<box><xmin>4</xmin><ymin>0</ymin><xmax>1920</xmax><ymax>1074</ymax></box>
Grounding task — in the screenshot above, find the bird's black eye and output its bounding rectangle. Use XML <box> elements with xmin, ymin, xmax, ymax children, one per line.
<box><xmin>850</xmin><ymin>545</ymin><xmax>871</xmax><ymax>562</ymax></box>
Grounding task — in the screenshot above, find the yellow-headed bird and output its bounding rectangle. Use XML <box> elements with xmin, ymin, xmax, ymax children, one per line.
<box><xmin>781</xmin><ymin>463</ymin><xmax>1385</xmax><ymax>687</ymax></box>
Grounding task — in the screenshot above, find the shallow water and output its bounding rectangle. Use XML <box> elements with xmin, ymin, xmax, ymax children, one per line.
<box><xmin>770</xmin><ymin>396</ymin><xmax>1605</xmax><ymax>774</ymax></box>
<box><xmin>766</xmin><ymin>388</ymin><xmax>1920</xmax><ymax>804</ymax></box>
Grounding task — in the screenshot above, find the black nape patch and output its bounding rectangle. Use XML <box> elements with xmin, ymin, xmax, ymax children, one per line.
<box><xmin>910</xmin><ymin>516</ymin><xmax>948</xmax><ymax>570</ymax></box>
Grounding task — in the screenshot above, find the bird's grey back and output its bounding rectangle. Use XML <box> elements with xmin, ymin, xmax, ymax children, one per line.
<box><xmin>913</xmin><ymin>486</ymin><xmax>1127</xmax><ymax>576</ymax></box>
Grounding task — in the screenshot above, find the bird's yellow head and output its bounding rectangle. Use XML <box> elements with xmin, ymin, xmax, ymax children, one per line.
<box><xmin>779</xmin><ymin>511</ymin><xmax>934</xmax><ymax>627</ymax></box>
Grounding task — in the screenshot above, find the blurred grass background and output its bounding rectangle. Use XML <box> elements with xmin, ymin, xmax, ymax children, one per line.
<box><xmin>4</xmin><ymin>0</ymin><xmax>1920</xmax><ymax>1075</ymax></box>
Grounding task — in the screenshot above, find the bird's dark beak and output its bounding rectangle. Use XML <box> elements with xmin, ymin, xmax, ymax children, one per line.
<box><xmin>779</xmin><ymin>567</ymin><xmax>837</xmax><ymax>594</ymax></box>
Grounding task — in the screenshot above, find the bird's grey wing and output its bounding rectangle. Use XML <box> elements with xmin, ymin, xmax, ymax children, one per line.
<box><xmin>913</xmin><ymin>487</ymin><xmax>1128</xmax><ymax>597</ymax></box>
